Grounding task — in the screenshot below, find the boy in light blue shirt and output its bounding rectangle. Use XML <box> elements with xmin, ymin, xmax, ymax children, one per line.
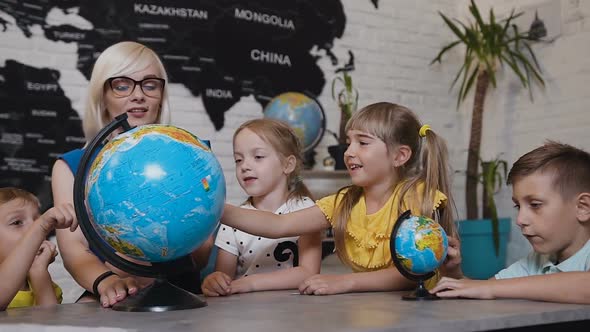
<box><xmin>432</xmin><ymin>141</ymin><xmax>590</xmax><ymax>303</ymax></box>
<box><xmin>495</xmin><ymin>240</ymin><xmax>590</xmax><ymax>279</ymax></box>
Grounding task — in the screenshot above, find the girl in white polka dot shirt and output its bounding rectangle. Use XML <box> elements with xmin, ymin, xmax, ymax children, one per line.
<box><xmin>201</xmin><ymin>119</ymin><xmax>322</xmax><ymax>296</ymax></box>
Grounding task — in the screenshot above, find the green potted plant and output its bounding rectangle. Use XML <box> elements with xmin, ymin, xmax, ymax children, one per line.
<box><xmin>480</xmin><ymin>156</ymin><xmax>508</xmax><ymax>255</ymax></box>
<box><xmin>431</xmin><ymin>0</ymin><xmax>544</xmax><ymax>278</ymax></box>
<box><xmin>452</xmin><ymin>155</ymin><xmax>511</xmax><ymax>278</ymax></box>
<box><xmin>327</xmin><ymin>51</ymin><xmax>359</xmax><ymax>170</ymax></box>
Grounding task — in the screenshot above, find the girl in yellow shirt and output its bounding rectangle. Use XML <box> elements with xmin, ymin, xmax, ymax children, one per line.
<box><xmin>222</xmin><ymin>102</ymin><xmax>460</xmax><ymax>295</ymax></box>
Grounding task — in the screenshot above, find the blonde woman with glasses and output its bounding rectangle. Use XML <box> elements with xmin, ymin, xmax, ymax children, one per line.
<box><xmin>51</xmin><ymin>41</ymin><xmax>211</xmax><ymax>307</ymax></box>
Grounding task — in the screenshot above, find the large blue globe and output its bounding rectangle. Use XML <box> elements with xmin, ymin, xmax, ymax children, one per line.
<box><xmin>393</xmin><ymin>215</ymin><xmax>448</xmax><ymax>275</ymax></box>
<box><xmin>85</xmin><ymin>125</ymin><xmax>226</xmax><ymax>263</ymax></box>
<box><xmin>264</xmin><ymin>92</ymin><xmax>325</xmax><ymax>152</ymax></box>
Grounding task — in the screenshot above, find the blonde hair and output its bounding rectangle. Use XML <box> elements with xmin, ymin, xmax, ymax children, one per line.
<box><xmin>233</xmin><ymin>118</ymin><xmax>313</xmax><ymax>202</ymax></box>
<box><xmin>0</xmin><ymin>187</ymin><xmax>40</xmax><ymax>210</ymax></box>
<box><xmin>333</xmin><ymin>102</ymin><xmax>456</xmax><ymax>267</ymax></box>
<box><xmin>83</xmin><ymin>41</ymin><xmax>171</xmax><ymax>140</ymax></box>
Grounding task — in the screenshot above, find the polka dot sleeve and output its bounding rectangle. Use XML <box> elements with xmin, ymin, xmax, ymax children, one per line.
<box><xmin>214</xmin><ymin>223</ymin><xmax>239</xmax><ymax>256</ymax></box>
<box><xmin>315</xmin><ymin>193</ymin><xmax>339</xmax><ymax>227</ymax></box>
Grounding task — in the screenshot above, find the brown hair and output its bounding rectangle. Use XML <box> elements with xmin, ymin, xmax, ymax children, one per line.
<box><xmin>332</xmin><ymin>102</ymin><xmax>456</xmax><ymax>267</ymax></box>
<box><xmin>507</xmin><ymin>140</ymin><xmax>590</xmax><ymax>199</ymax></box>
<box><xmin>0</xmin><ymin>187</ymin><xmax>40</xmax><ymax>209</ymax></box>
<box><xmin>233</xmin><ymin>118</ymin><xmax>314</xmax><ymax>202</ymax></box>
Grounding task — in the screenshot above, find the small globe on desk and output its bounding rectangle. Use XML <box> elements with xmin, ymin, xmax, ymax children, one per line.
<box><xmin>74</xmin><ymin>114</ymin><xmax>226</xmax><ymax>312</ymax></box>
<box><xmin>390</xmin><ymin>210</ymin><xmax>448</xmax><ymax>300</ymax></box>
<box><xmin>263</xmin><ymin>92</ymin><xmax>326</xmax><ymax>168</ymax></box>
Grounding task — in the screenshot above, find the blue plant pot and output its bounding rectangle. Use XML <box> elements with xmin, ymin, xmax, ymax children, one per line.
<box><xmin>456</xmin><ymin>218</ymin><xmax>511</xmax><ymax>279</ymax></box>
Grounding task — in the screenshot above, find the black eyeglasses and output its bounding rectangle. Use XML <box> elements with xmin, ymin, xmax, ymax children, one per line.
<box><xmin>106</xmin><ymin>76</ymin><xmax>166</xmax><ymax>98</ymax></box>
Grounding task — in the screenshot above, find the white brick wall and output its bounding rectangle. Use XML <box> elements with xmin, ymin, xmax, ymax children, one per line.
<box><xmin>0</xmin><ymin>0</ymin><xmax>462</xmax><ymax>241</ymax></box>
<box><xmin>0</xmin><ymin>1</ymin><xmax>461</xmax><ymax>204</ymax></box>
<box><xmin>450</xmin><ymin>0</ymin><xmax>590</xmax><ymax>264</ymax></box>
<box><xmin>6</xmin><ymin>1</ymin><xmax>588</xmax><ymax>267</ymax></box>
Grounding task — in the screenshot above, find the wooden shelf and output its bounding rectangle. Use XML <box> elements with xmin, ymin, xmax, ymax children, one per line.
<box><xmin>301</xmin><ymin>170</ymin><xmax>351</xmax><ymax>199</ymax></box>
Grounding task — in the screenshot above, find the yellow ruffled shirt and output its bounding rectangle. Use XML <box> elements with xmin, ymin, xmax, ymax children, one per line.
<box><xmin>316</xmin><ymin>183</ymin><xmax>447</xmax><ymax>288</ymax></box>
<box><xmin>7</xmin><ymin>282</ymin><xmax>63</xmax><ymax>309</ymax></box>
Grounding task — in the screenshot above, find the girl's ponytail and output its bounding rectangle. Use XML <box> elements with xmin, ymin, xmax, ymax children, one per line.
<box><xmin>420</xmin><ymin>128</ymin><xmax>457</xmax><ymax>237</ymax></box>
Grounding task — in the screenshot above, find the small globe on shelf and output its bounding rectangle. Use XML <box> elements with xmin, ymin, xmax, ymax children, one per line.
<box><xmin>74</xmin><ymin>114</ymin><xmax>226</xmax><ymax>312</ymax></box>
<box><xmin>263</xmin><ymin>91</ymin><xmax>326</xmax><ymax>168</ymax></box>
<box><xmin>390</xmin><ymin>210</ymin><xmax>448</xmax><ymax>300</ymax></box>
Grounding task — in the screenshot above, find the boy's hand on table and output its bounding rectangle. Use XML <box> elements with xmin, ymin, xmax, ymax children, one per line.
<box><xmin>430</xmin><ymin>277</ymin><xmax>496</xmax><ymax>299</ymax></box>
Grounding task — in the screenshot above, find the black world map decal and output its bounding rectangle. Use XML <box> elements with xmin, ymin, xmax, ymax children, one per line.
<box><xmin>0</xmin><ymin>0</ymin><xmax>352</xmax><ymax>129</ymax></box>
<box><xmin>0</xmin><ymin>0</ymin><xmax>378</xmax><ymax>207</ymax></box>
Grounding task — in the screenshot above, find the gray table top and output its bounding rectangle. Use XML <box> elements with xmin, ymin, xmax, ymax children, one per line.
<box><xmin>1</xmin><ymin>290</ymin><xmax>590</xmax><ymax>332</ymax></box>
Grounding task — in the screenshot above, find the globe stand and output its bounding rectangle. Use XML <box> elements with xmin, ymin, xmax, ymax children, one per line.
<box><xmin>112</xmin><ymin>279</ymin><xmax>206</xmax><ymax>312</ymax></box>
<box><xmin>390</xmin><ymin>210</ymin><xmax>442</xmax><ymax>301</ymax></box>
<box><xmin>73</xmin><ymin>113</ymin><xmax>208</xmax><ymax>312</ymax></box>
<box><xmin>401</xmin><ymin>279</ymin><xmax>440</xmax><ymax>301</ymax></box>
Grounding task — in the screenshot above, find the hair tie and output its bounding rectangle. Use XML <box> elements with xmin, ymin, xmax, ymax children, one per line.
<box><xmin>419</xmin><ymin>124</ymin><xmax>431</xmax><ymax>137</ymax></box>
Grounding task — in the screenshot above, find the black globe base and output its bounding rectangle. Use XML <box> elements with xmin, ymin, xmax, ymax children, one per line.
<box><xmin>112</xmin><ymin>279</ymin><xmax>207</xmax><ymax>312</ymax></box>
<box><xmin>402</xmin><ymin>280</ymin><xmax>441</xmax><ymax>301</ymax></box>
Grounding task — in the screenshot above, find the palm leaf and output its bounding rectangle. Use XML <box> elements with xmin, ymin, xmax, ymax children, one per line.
<box><xmin>511</xmin><ymin>49</ymin><xmax>544</xmax><ymax>86</ymax></box>
<box><xmin>469</xmin><ymin>0</ymin><xmax>486</xmax><ymax>35</ymax></box>
<box><xmin>461</xmin><ymin>66</ymin><xmax>479</xmax><ymax>101</ymax></box>
<box><xmin>501</xmin><ymin>54</ymin><xmax>527</xmax><ymax>86</ymax></box>
<box><xmin>488</xmin><ymin>194</ymin><xmax>500</xmax><ymax>255</ymax></box>
<box><xmin>457</xmin><ymin>52</ymin><xmax>475</xmax><ymax>106</ymax></box>
<box><xmin>500</xmin><ymin>9</ymin><xmax>515</xmax><ymax>37</ymax></box>
<box><xmin>432</xmin><ymin>2</ymin><xmax>545</xmax><ymax>251</ymax></box>
<box><xmin>431</xmin><ymin>40</ymin><xmax>461</xmax><ymax>65</ymax></box>
<box><xmin>479</xmin><ymin>157</ymin><xmax>508</xmax><ymax>255</ymax></box>
<box><xmin>521</xmin><ymin>41</ymin><xmax>542</xmax><ymax>73</ymax></box>
<box><xmin>439</xmin><ymin>12</ymin><xmax>468</xmax><ymax>44</ymax></box>
<box><xmin>449</xmin><ymin>61</ymin><xmax>467</xmax><ymax>90</ymax></box>
<box><xmin>484</xmin><ymin>58</ymin><xmax>497</xmax><ymax>87</ymax></box>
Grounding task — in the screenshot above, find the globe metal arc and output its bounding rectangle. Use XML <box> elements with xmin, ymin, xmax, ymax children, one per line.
<box><xmin>73</xmin><ymin>113</ymin><xmax>226</xmax><ymax>311</ymax></box>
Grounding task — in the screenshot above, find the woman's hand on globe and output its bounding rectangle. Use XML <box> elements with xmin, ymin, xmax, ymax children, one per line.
<box><xmin>430</xmin><ymin>277</ymin><xmax>496</xmax><ymax>300</ymax></box>
<box><xmin>298</xmin><ymin>274</ymin><xmax>354</xmax><ymax>295</ymax></box>
<box><xmin>97</xmin><ymin>275</ymin><xmax>141</xmax><ymax>307</ymax></box>
<box><xmin>439</xmin><ymin>236</ymin><xmax>463</xmax><ymax>279</ymax></box>
<box><xmin>201</xmin><ymin>271</ymin><xmax>232</xmax><ymax>297</ymax></box>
